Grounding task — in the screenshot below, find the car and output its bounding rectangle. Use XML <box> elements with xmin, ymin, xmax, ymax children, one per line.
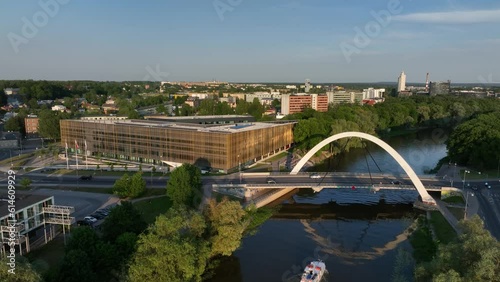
<box><xmin>90</xmin><ymin>213</ymin><xmax>105</xmax><ymax>220</ymax></box>
<box><xmin>80</xmin><ymin>175</ymin><xmax>92</xmax><ymax>180</ymax></box>
<box><xmin>95</xmin><ymin>210</ymin><xmax>109</xmax><ymax>216</ymax></box>
<box><xmin>76</xmin><ymin>220</ymin><xmax>92</xmax><ymax>227</ymax></box>
<box><xmin>266</xmin><ymin>178</ymin><xmax>276</xmax><ymax>184</ymax></box>
<box><xmin>310</xmin><ymin>173</ymin><xmax>321</xmax><ymax>179</ymax></box>
<box><xmin>84</xmin><ymin>216</ymin><xmax>97</xmax><ymax>223</ymax></box>
<box><xmin>472</xmin><ymin>185</ymin><xmax>478</xmax><ymax>191</ymax></box>
<box><xmin>391</xmin><ymin>181</ymin><xmax>401</xmax><ymax>185</ymax></box>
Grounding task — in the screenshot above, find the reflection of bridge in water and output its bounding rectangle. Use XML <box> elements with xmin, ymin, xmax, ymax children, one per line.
<box><xmin>271</xmin><ymin>202</ymin><xmax>418</xmax><ymax>220</ymax></box>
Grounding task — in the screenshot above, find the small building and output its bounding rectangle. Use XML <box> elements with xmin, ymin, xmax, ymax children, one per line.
<box><xmin>24</xmin><ymin>115</ymin><xmax>39</xmax><ymax>138</ymax></box>
<box><xmin>0</xmin><ymin>194</ymin><xmax>75</xmax><ymax>256</ymax></box>
<box><xmin>429</xmin><ymin>81</ymin><xmax>451</xmax><ymax>96</ymax></box>
<box><xmin>0</xmin><ymin>132</ymin><xmax>20</xmax><ymax>149</ymax></box>
<box><xmin>51</xmin><ymin>105</ymin><xmax>67</xmax><ymax>112</ymax></box>
<box><xmin>4</xmin><ymin>88</ymin><xmax>20</xmax><ymax>95</ymax></box>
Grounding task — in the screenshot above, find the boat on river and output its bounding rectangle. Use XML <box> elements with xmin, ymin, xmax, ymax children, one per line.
<box><xmin>300</xmin><ymin>260</ymin><xmax>326</xmax><ymax>282</ymax></box>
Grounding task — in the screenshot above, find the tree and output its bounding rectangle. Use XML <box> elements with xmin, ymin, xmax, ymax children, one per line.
<box><xmin>4</xmin><ymin>115</ymin><xmax>24</xmax><ymax>133</ymax></box>
<box><xmin>166</xmin><ymin>164</ymin><xmax>202</xmax><ymax>208</ymax></box>
<box><xmin>204</xmin><ymin>198</ymin><xmax>248</xmax><ymax>257</ymax></box>
<box><xmin>100</xmin><ymin>201</ymin><xmax>147</xmax><ymax>242</ymax></box>
<box><xmin>156</xmin><ymin>104</ymin><xmax>167</xmax><ymax>114</ymax></box>
<box><xmin>127</xmin><ymin>209</ymin><xmax>210</xmax><ymax>282</ymax></box>
<box><xmin>38</xmin><ymin>109</ymin><xmax>67</xmax><ymax>140</ymax></box>
<box><xmin>20</xmin><ymin>178</ymin><xmax>32</xmax><ymax>190</ymax></box>
<box><xmin>415</xmin><ymin>216</ymin><xmax>500</xmax><ymax>282</ymax></box>
<box><xmin>112</xmin><ymin>173</ymin><xmax>131</xmax><ymax>198</ymax></box>
<box><xmin>129</xmin><ymin>171</ymin><xmax>146</xmax><ymax>198</ymax></box>
<box><xmin>0</xmin><ymin>256</ymin><xmax>42</xmax><ymax>282</ymax></box>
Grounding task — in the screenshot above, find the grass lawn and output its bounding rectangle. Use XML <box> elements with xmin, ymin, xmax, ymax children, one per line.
<box><xmin>429</xmin><ymin>211</ymin><xmax>457</xmax><ymax>244</ymax></box>
<box><xmin>133</xmin><ymin>196</ymin><xmax>172</xmax><ymax>224</ymax></box>
<box><xmin>442</xmin><ymin>196</ymin><xmax>465</xmax><ymax>205</ymax></box>
<box><xmin>44</xmin><ymin>169</ymin><xmax>168</xmax><ymax>177</ymax></box>
<box><xmin>265</xmin><ymin>151</ymin><xmax>288</xmax><ymax>162</ymax></box>
<box><xmin>26</xmin><ymin>237</ymin><xmax>65</xmax><ymax>277</ymax></box>
<box><xmin>45</xmin><ymin>187</ymin><xmax>164</xmax><ymax>198</ymax></box>
<box><xmin>0</xmin><ymin>152</ymin><xmax>35</xmax><ymax>166</ymax></box>
<box><xmin>448</xmin><ymin>207</ymin><xmax>465</xmax><ymax>221</ymax></box>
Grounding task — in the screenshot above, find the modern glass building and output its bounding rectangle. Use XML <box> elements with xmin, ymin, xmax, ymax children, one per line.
<box><xmin>60</xmin><ymin>117</ymin><xmax>295</xmax><ymax>172</ymax></box>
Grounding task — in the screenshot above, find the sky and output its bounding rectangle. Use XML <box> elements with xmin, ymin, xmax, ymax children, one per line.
<box><xmin>1</xmin><ymin>0</ymin><xmax>499</xmax><ymax>83</ymax></box>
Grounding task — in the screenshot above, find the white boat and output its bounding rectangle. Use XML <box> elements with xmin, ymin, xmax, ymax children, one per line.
<box><xmin>300</xmin><ymin>260</ymin><xmax>326</xmax><ymax>282</ymax></box>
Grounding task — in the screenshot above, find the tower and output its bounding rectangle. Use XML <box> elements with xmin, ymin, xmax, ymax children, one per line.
<box><xmin>397</xmin><ymin>71</ymin><xmax>406</xmax><ymax>92</ymax></box>
<box><xmin>425</xmin><ymin>73</ymin><xmax>430</xmax><ymax>92</ymax></box>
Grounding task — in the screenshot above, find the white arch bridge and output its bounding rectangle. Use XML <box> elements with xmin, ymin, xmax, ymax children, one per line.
<box><xmin>214</xmin><ymin>132</ymin><xmax>438</xmax><ymax>206</ymax></box>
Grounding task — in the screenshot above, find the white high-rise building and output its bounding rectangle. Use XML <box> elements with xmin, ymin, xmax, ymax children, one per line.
<box><xmin>398</xmin><ymin>71</ymin><xmax>406</xmax><ymax>92</ymax></box>
<box><xmin>362</xmin><ymin>88</ymin><xmax>385</xmax><ymax>99</ymax></box>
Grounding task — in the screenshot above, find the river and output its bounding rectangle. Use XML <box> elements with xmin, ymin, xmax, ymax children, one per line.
<box><xmin>210</xmin><ymin>128</ymin><xmax>448</xmax><ymax>282</ymax></box>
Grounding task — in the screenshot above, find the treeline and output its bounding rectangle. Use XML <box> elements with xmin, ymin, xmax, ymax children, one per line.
<box><xmin>285</xmin><ymin>95</ymin><xmax>500</xmax><ymax>153</ymax></box>
<box><xmin>447</xmin><ymin>112</ymin><xmax>500</xmax><ymax>169</ymax></box>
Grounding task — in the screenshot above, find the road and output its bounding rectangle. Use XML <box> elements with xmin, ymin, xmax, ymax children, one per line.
<box><xmin>15</xmin><ymin>172</ymin><xmax>450</xmax><ymax>188</ymax></box>
<box><xmin>4</xmin><ymin>171</ymin><xmax>500</xmax><ymax>238</ymax></box>
<box><xmin>473</xmin><ymin>181</ymin><xmax>500</xmax><ymax>240</ymax></box>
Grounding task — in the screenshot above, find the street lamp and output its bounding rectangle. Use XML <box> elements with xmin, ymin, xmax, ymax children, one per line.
<box><xmin>449</xmin><ymin>162</ymin><xmax>457</xmax><ymax>187</ymax></box>
<box><xmin>462</xmin><ymin>170</ymin><xmax>470</xmax><ymax>190</ymax></box>
<box><xmin>464</xmin><ymin>191</ymin><xmax>474</xmax><ymax>220</ymax></box>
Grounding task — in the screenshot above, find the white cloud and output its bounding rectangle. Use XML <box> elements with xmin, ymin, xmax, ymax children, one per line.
<box><xmin>394</xmin><ymin>9</ymin><xmax>500</xmax><ymax>24</ymax></box>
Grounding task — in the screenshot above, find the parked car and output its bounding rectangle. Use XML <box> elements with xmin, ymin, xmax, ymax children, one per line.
<box><xmin>310</xmin><ymin>173</ymin><xmax>321</xmax><ymax>179</ymax></box>
<box><xmin>391</xmin><ymin>181</ymin><xmax>401</xmax><ymax>185</ymax></box>
<box><xmin>76</xmin><ymin>220</ymin><xmax>92</xmax><ymax>227</ymax></box>
<box><xmin>90</xmin><ymin>213</ymin><xmax>105</xmax><ymax>220</ymax></box>
<box><xmin>95</xmin><ymin>210</ymin><xmax>109</xmax><ymax>216</ymax></box>
<box><xmin>80</xmin><ymin>175</ymin><xmax>92</xmax><ymax>180</ymax></box>
<box><xmin>84</xmin><ymin>216</ymin><xmax>97</xmax><ymax>223</ymax></box>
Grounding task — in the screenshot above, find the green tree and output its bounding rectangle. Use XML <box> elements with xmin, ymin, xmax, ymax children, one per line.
<box><xmin>20</xmin><ymin>178</ymin><xmax>32</xmax><ymax>190</ymax></box>
<box><xmin>415</xmin><ymin>216</ymin><xmax>500</xmax><ymax>282</ymax></box>
<box><xmin>127</xmin><ymin>209</ymin><xmax>210</xmax><ymax>282</ymax></box>
<box><xmin>204</xmin><ymin>198</ymin><xmax>248</xmax><ymax>257</ymax></box>
<box><xmin>166</xmin><ymin>164</ymin><xmax>202</xmax><ymax>208</ymax></box>
<box><xmin>112</xmin><ymin>173</ymin><xmax>131</xmax><ymax>198</ymax></box>
<box><xmin>156</xmin><ymin>104</ymin><xmax>167</xmax><ymax>114</ymax></box>
<box><xmin>38</xmin><ymin>109</ymin><xmax>67</xmax><ymax>140</ymax></box>
<box><xmin>100</xmin><ymin>201</ymin><xmax>147</xmax><ymax>242</ymax></box>
<box><xmin>4</xmin><ymin>115</ymin><xmax>24</xmax><ymax>133</ymax></box>
<box><xmin>0</xmin><ymin>256</ymin><xmax>42</xmax><ymax>282</ymax></box>
<box><xmin>129</xmin><ymin>171</ymin><xmax>146</xmax><ymax>198</ymax></box>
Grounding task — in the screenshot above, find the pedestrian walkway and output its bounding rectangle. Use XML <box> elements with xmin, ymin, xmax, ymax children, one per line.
<box><xmin>433</xmin><ymin>187</ymin><xmax>480</xmax><ymax>236</ymax></box>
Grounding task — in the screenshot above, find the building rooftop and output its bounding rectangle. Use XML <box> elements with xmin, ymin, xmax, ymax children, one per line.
<box><xmin>70</xmin><ymin>118</ymin><xmax>294</xmax><ymax>134</ymax></box>
<box><xmin>0</xmin><ymin>194</ymin><xmax>52</xmax><ymax>219</ymax></box>
<box><xmin>145</xmin><ymin>115</ymin><xmax>253</xmax><ymax>120</ymax></box>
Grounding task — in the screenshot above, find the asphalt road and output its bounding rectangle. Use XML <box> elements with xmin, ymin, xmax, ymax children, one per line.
<box><xmin>473</xmin><ymin>181</ymin><xmax>500</xmax><ymax>240</ymax></box>
<box><xmin>13</xmin><ymin>172</ymin><xmax>451</xmax><ymax>189</ymax></box>
<box><xmin>5</xmin><ymin>171</ymin><xmax>500</xmax><ymax>237</ymax></box>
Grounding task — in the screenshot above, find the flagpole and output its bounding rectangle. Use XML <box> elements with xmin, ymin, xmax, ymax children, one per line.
<box><xmin>75</xmin><ymin>140</ymin><xmax>79</xmax><ymax>171</ymax></box>
<box><xmin>65</xmin><ymin>142</ymin><xmax>69</xmax><ymax>169</ymax></box>
<box><xmin>85</xmin><ymin>140</ymin><xmax>88</xmax><ymax>170</ymax></box>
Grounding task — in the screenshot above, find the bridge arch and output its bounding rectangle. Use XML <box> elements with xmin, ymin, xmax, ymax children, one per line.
<box><xmin>290</xmin><ymin>131</ymin><xmax>436</xmax><ymax>205</ymax></box>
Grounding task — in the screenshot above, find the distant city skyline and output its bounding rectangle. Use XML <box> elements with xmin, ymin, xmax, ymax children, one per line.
<box><xmin>1</xmin><ymin>0</ymin><xmax>499</xmax><ymax>83</ymax></box>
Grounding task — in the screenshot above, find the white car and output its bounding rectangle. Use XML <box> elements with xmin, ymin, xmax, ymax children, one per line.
<box><xmin>84</xmin><ymin>216</ymin><xmax>97</xmax><ymax>223</ymax></box>
<box><xmin>310</xmin><ymin>174</ymin><xmax>321</xmax><ymax>179</ymax></box>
